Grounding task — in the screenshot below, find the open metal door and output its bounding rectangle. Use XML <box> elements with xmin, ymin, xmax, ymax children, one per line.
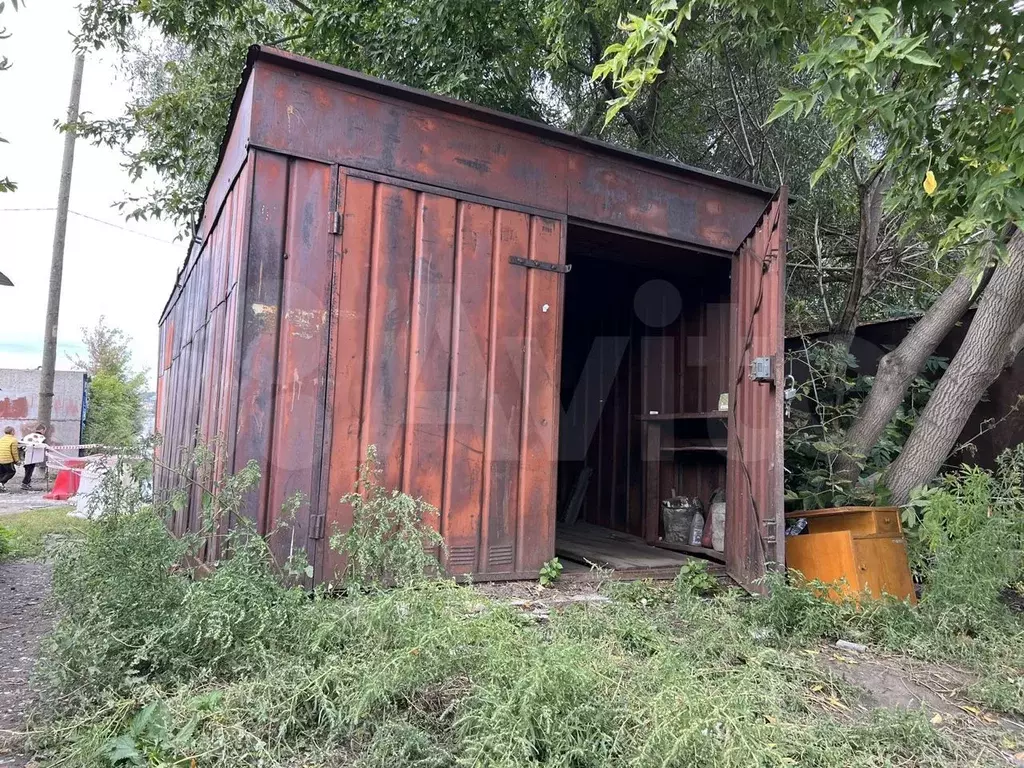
<box><xmin>725</xmin><ymin>190</ymin><xmax>787</xmax><ymax>592</ymax></box>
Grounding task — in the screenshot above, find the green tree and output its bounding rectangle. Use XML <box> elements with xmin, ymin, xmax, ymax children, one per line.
<box><xmin>75</xmin><ymin>317</ymin><xmax>146</xmax><ymax>446</ymax></box>
<box><xmin>75</xmin><ymin>0</ymin><xmax>550</xmax><ymax>228</ymax></box>
<box><xmin>0</xmin><ymin>0</ymin><xmax>22</xmax><ymax>193</ymax></box>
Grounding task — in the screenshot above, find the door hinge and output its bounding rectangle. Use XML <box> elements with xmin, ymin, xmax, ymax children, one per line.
<box><xmin>509</xmin><ymin>255</ymin><xmax>571</xmax><ymax>274</ymax></box>
<box><xmin>328</xmin><ymin>210</ymin><xmax>343</xmax><ymax>235</ymax></box>
<box><xmin>309</xmin><ymin>513</ymin><xmax>326</xmax><ymax>540</ymax></box>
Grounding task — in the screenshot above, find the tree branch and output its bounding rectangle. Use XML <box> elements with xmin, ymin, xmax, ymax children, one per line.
<box><xmin>285</xmin><ymin>0</ymin><xmax>314</xmax><ymax>14</ymax></box>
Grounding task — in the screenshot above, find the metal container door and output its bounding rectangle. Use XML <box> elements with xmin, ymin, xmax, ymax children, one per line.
<box><xmin>316</xmin><ymin>170</ymin><xmax>565</xmax><ymax>584</ymax></box>
<box><xmin>725</xmin><ymin>190</ymin><xmax>787</xmax><ymax>592</ymax></box>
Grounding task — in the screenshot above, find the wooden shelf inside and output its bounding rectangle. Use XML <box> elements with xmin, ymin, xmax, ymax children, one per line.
<box><xmin>639</xmin><ymin>411</ymin><xmax>729</xmax><ymax>422</ymax></box>
<box><xmin>652</xmin><ymin>540</ymin><xmax>726</xmax><ymax>563</ymax></box>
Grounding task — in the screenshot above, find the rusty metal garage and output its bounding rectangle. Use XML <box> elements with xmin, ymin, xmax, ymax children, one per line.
<box><xmin>155</xmin><ymin>46</ymin><xmax>787</xmax><ymax>590</ymax></box>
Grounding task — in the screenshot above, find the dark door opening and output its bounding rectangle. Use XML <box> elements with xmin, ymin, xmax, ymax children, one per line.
<box><xmin>555</xmin><ymin>225</ymin><xmax>732</xmax><ymax>575</ymax></box>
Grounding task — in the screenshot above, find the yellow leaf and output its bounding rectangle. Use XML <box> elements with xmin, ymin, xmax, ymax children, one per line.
<box><xmin>930</xmin><ymin>713</ymin><xmax>943</xmax><ymax>725</ymax></box>
<box><xmin>924</xmin><ymin>170</ymin><xmax>938</xmax><ymax>196</ymax></box>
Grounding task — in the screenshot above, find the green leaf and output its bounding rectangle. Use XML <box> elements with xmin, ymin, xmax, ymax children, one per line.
<box><xmin>764</xmin><ymin>95</ymin><xmax>798</xmax><ymax>124</ymax></box>
<box><xmin>103</xmin><ymin>735</ymin><xmax>142</xmax><ymax>765</ymax></box>
<box><xmin>903</xmin><ymin>50</ymin><xmax>940</xmax><ymax>68</ymax></box>
<box><xmin>865</xmin><ymin>13</ymin><xmax>886</xmax><ymax>42</ymax></box>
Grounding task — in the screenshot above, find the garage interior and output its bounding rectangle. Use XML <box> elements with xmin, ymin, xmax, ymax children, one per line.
<box><xmin>555</xmin><ymin>224</ymin><xmax>733</xmax><ymax>575</ymax></box>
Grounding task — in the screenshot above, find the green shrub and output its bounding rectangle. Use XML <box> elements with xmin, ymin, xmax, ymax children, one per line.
<box><xmin>0</xmin><ymin>523</ymin><xmax>12</xmax><ymax>558</ymax></box>
<box><xmin>675</xmin><ymin>559</ymin><xmax>718</xmax><ymax>596</ymax></box>
<box><xmin>330</xmin><ymin>446</ymin><xmax>445</xmax><ymax>589</ymax></box>
<box><xmin>903</xmin><ymin>445</ymin><xmax>1024</xmax><ymax>628</ymax></box>
<box><xmin>538</xmin><ymin>557</ymin><xmax>563</xmax><ymax>587</ymax></box>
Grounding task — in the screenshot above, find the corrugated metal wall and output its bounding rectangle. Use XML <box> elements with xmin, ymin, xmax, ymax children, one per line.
<box><xmin>156</xmin><ymin>158</ymin><xmax>252</xmax><ymax>548</ymax></box>
<box><xmin>231</xmin><ymin>152</ymin><xmax>336</xmax><ymax>565</ymax></box>
<box><xmin>317</xmin><ymin>172</ymin><xmax>564</xmax><ymax>581</ymax></box>
<box><xmin>157</xmin><ymin>156</ymin><xmax>566</xmax><ymax>581</ymax></box>
<box><xmin>725</xmin><ymin>194</ymin><xmax>787</xmax><ymax>591</ymax></box>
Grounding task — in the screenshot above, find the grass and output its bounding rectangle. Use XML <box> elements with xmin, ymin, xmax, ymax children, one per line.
<box><xmin>0</xmin><ymin>506</ymin><xmax>84</xmax><ymax>560</ymax></box>
<box><xmin>16</xmin><ymin>449</ymin><xmax>1024</xmax><ymax>767</ymax></box>
<box><xmin>22</xmin><ymin>503</ymin><xmax>1007</xmax><ymax>768</ymax></box>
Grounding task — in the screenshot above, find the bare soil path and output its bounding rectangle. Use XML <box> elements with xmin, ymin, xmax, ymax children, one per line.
<box><xmin>0</xmin><ymin>562</ymin><xmax>52</xmax><ymax>768</ymax></box>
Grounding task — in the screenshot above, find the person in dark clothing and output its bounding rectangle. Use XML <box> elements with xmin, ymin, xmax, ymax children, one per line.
<box><xmin>0</xmin><ymin>426</ymin><xmax>20</xmax><ymax>491</ymax></box>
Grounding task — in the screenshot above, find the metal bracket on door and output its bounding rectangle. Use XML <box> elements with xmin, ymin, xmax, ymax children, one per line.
<box><xmin>309</xmin><ymin>514</ymin><xmax>326</xmax><ymax>539</ymax></box>
<box><xmin>509</xmin><ymin>255</ymin><xmax>572</xmax><ymax>274</ymax></box>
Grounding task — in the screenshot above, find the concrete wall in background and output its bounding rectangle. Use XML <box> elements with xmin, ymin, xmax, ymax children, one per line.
<box><xmin>0</xmin><ymin>369</ymin><xmax>87</xmax><ymax>446</ymax></box>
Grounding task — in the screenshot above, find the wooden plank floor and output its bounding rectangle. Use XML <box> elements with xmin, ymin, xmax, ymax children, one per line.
<box><xmin>556</xmin><ymin>522</ymin><xmax>691</xmax><ymax>571</ymax></box>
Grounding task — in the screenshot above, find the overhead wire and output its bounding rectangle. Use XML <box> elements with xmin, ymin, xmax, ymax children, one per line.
<box><xmin>0</xmin><ymin>207</ymin><xmax>178</xmax><ymax>244</ymax></box>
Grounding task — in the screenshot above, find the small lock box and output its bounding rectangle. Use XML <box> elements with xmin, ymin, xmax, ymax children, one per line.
<box><xmin>749</xmin><ymin>356</ymin><xmax>774</xmax><ymax>382</ymax></box>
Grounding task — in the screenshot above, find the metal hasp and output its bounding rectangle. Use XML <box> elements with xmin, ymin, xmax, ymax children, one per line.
<box><xmin>750</xmin><ymin>356</ymin><xmax>775</xmax><ymax>382</ymax></box>
<box><xmin>509</xmin><ymin>255</ymin><xmax>572</xmax><ymax>273</ymax></box>
<box><xmin>153</xmin><ymin>45</ymin><xmax>787</xmax><ymax>591</ymax></box>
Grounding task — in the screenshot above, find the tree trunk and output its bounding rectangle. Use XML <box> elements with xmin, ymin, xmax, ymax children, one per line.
<box><xmin>825</xmin><ymin>171</ymin><xmax>890</xmax><ymax>355</ymax></box>
<box><xmin>835</xmin><ymin>260</ymin><xmax>985</xmax><ymax>478</ymax></box>
<box><xmin>1003</xmin><ymin>321</ymin><xmax>1024</xmax><ymax>368</ymax></box>
<box><xmin>885</xmin><ymin>228</ymin><xmax>1024</xmax><ymax>504</ymax></box>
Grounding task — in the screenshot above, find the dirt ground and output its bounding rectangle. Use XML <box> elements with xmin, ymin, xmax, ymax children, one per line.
<box><xmin>818</xmin><ymin>643</ymin><xmax>1024</xmax><ymax>765</ymax></box>
<box><xmin>0</xmin><ymin>562</ymin><xmax>52</xmax><ymax>768</ymax></box>
<box><xmin>0</xmin><ymin>468</ymin><xmax>65</xmax><ymax>518</ymax></box>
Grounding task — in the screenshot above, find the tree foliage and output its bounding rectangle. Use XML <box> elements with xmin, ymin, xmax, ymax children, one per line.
<box><xmin>604</xmin><ymin>0</ymin><xmax>1024</xmax><ymax>257</ymax></box>
<box><xmin>76</xmin><ymin>0</ymin><xmax>551</xmax><ymax>227</ymax></box>
<box><xmin>76</xmin><ymin>317</ymin><xmax>146</xmax><ymax>446</ymax></box>
<box><xmin>0</xmin><ymin>0</ymin><xmax>21</xmax><ymax>193</ymax></box>
<box><xmin>769</xmin><ymin>2</ymin><xmax>1024</xmax><ymax>257</ymax></box>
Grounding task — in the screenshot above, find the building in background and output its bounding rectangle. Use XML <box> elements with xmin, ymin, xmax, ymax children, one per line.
<box><xmin>0</xmin><ymin>368</ymin><xmax>87</xmax><ymax>446</ymax></box>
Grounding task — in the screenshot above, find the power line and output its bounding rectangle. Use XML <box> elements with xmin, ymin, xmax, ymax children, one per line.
<box><xmin>0</xmin><ymin>206</ymin><xmax>178</xmax><ymax>244</ymax></box>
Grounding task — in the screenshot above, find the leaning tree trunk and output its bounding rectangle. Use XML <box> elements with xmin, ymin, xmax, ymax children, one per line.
<box><xmin>834</xmin><ymin>257</ymin><xmax>987</xmax><ymax>479</ymax></box>
<box><xmin>885</xmin><ymin>229</ymin><xmax>1024</xmax><ymax>504</ymax></box>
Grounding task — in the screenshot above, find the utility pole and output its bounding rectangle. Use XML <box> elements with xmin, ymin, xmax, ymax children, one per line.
<box><xmin>38</xmin><ymin>52</ymin><xmax>85</xmax><ymax>432</ymax></box>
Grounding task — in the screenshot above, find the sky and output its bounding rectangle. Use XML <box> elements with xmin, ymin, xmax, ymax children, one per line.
<box><xmin>0</xmin><ymin>0</ymin><xmax>183</xmax><ymax>388</ymax></box>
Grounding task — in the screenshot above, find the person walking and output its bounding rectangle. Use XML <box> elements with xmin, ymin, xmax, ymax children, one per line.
<box><xmin>20</xmin><ymin>423</ymin><xmax>46</xmax><ymax>490</ymax></box>
<box><xmin>0</xmin><ymin>426</ymin><xmax>20</xmax><ymax>491</ymax></box>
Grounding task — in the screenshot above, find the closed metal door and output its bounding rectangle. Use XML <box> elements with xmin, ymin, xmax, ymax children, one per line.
<box><xmin>316</xmin><ymin>170</ymin><xmax>565</xmax><ymax>583</ymax></box>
